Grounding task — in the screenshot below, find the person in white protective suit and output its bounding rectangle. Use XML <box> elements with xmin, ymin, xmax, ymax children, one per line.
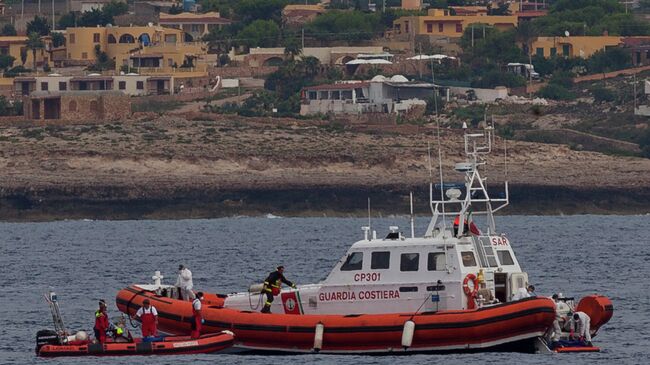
<box><xmin>569</xmin><ymin>311</ymin><xmax>592</xmax><ymax>345</ymax></box>
<box><xmin>547</xmin><ymin>293</ymin><xmax>569</xmax><ymax>342</ymax></box>
<box><xmin>512</xmin><ymin>284</ymin><xmax>535</xmax><ymax>301</ymax></box>
<box><xmin>175</xmin><ymin>264</ymin><xmax>195</xmax><ymax>301</ymax></box>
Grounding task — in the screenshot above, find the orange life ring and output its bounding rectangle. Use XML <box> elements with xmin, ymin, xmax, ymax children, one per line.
<box><xmin>463</xmin><ymin>274</ymin><xmax>479</xmax><ymax>309</ymax></box>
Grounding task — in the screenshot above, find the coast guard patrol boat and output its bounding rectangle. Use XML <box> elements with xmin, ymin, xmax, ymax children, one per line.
<box><xmin>117</xmin><ymin>127</ymin><xmax>612</xmax><ymax>354</ymax></box>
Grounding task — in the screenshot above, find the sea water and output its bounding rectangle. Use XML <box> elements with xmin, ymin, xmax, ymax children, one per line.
<box><xmin>1</xmin><ymin>215</ymin><xmax>648</xmax><ymax>364</ymax></box>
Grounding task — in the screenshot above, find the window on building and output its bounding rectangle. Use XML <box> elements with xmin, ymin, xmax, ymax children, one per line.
<box><xmin>308</xmin><ymin>91</ymin><xmax>317</xmax><ymax>100</ymax></box>
<box><xmin>438</xmin><ymin>23</ymin><xmax>444</xmax><ymax>32</ymax></box>
<box><xmin>497</xmin><ymin>250</ymin><xmax>515</xmax><ymax>265</ymax></box>
<box><xmin>405</xmin><ymin>21</ymin><xmax>409</xmax><ymax>33</ymax></box>
<box><xmin>427</xmin><ymin>23</ymin><xmax>433</xmax><ymax>33</ymax></box>
<box><xmin>456</xmin><ymin>23</ymin><xmax>463</xmax><ymax>33</ymax></box>
<box><xmin>341</xmin><ymin>90</ymin><xmax>352</xmax><ymax>99</ymax></box>
<box><xmin>646</xmin><ymin>50</ymin><xmax>650</xmax><ymax>61</ymax></box>
<box><xmin>164</xmin><ymin>34</ymin><xmax>177</xmax><ymax>43</ymax></box>
<box><xmin>191</xmin><ymin>24</ymin><xmax>200</xmax><ymax>32</ymax></box>
<box><xmin>550</xmin><ymin>47</ymin><xmax>557</xmax><ymax>57</ymax></box>
<box><xmin>427</xmin><ymin>252</ymin><xmax>445</xmax><ymax>271</ymax></box>
<box><xmin>119</xmin><ymin>81</ymin><xmax>126</xmax><ymax>90</ymax></box>
<box><xmin>69</xmin><ymin>34</ymin><xmax>75</xmax><ymax>44</ymax></box>
<box><xmin>562</xmin><ymin>44</ymin><xmax>570</xmax><ymax>56</ymax></box>
<box><xmin>93</xmin><ymin>33</ymin><xmax>100</xmax><ymax>43</ymax></box>
<box><xmin>319</xmin><ymin>91</ymin><xmax>328</xmax><ymax>99</ymax></box>
<box><xmin>59</xmin><ymin>82</ymin><xmax>67</xmax><ymax>91</ymax></box>
<box><xmin>400</xmin><ymin>253</ymin><xmax>419</xmax><ymax>272</ymax></box>
<box><xmin>331</xmin><ymin>90</ymin><xmax>340</xmax><ymax>99</ymax></box>
<box><xmin>371</xmin><ymin>252</ymin><xmax>390</xmax><ymax>269</ymax></box>
<box><xmin>168</xmin><ymin>58</ymin><xmax>174</xmax><ymax>67</ymax></box>
<box><xmin>0</xmin><ymin>47</ymin><xmax>8</xmax><ymax>55</ymax></box>
<box><xmin>81</xmin><ymin>52</ymin><xmax>88</xmax><ymax>59</ymax></box>
<box><xmin>41</xmin><ymin>82</ymin><xmax>48</xmax><ymax>91</ymax></box>
<box><xmin>136</xmin><ymin>81</ymin><xmax>144</xmax><ymax>90</ymax></box>
<box><xmin>536</xmin><ymin>47</ymin><xmax>544</xmax><ymax>57</ymax></box>
<box><xmin>340</xmin><ymin>252</ymin><xmax>363</xmax><ymax>271</ymax></box>
<box><xmin>461</xmin><ymin>251</ymin><xmax>477</xmax><ymax>267</ymax></box>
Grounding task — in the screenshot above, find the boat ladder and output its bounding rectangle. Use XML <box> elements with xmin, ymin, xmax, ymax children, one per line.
<box><xmin>473</xmin><ymin>236</ymin><xmax>498</xmax><ymax>268</ymax></box>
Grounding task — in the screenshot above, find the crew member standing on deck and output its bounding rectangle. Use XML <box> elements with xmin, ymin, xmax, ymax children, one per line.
<box><xmin>134</xmin><ymin>299</ymin><xmax>158</xmax><ymax>337</ymax></box>
<box><xmin>176</xmin><ymin>264</ymin><xmax>194</xmax><ymax>301</ymax></box>
<box><xmin>190</xmin><ymin>292</ymin><xmax>204</xmax><ymax>339</ymax></box>
<box><xmin>93</xmin><ymin>300</ymin><xmax>109</xmax><ymax>344</ymax></box>
<box><xmin>570</xmin><ymin>311</ymin><xmax>592</xmax><ymax>346</ymax></box>
<box><xmin>261</xmin><ymin>266</ymin><xmax>296</xmax><ymax>313</ymax></box>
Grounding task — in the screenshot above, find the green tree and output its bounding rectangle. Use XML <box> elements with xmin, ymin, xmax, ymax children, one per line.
<box><xmin>283</xmin><ymin>38</ymin><xmax>302</xmax><ymax>61</ymax></box>
<box><xmin>57</xmin><ymin>12</ymin><xmax>78</xmax><ymax>29</ymax></box>
<box><xmin>305</xmin><ymin>10</ymin><xmax>382</xmax><ymax>43</ymax></box>
<box><xmin>0</xmin><ymin>54</ymin><xmax>15</xmax><ymax>70</ymax></box>
<box><xmin>26</xmin><ymin>16</ymin><xmax>51</xmax><ymax>36</ymax></box>
<box><xmin>103</xmin><ymin>0</ymin><xmax>128</xmax><ymax>17</ymax></box>
<box><xmin>80</xmin><ymin>8</ymin><xmax>114</xmax><ymax>27</ymax></box>
<box><xmin>586</xmin><ymin>47</ymin><xmax>631</xmax><ymax>73</ymax></box>
<box><xmin>51</xmin><ymin>32</ymin><xmax>66</xmax><ymax>47</ymax></box>
<box><xmin>236</xmin><ymin>20</ymin><xmax>280</xmax><ymax>48</ymax></box>
<box><xmin>26</xmin><ymin>32</ymin><xmax>44</xmax><ymax>70</ymax></box>
<box><xmin>235</xmin><ymin>0</ymin><xmax>287</xmax><ymax>24</ymax></box>
<box><xmin>168</xmin><ymin>3</ymin><xmax>184</xmax><ymax>14</ymax></box>
<box><xmin>1</xmin><ymin>24</ymin><xmax>17</xmax><ymax>36</ymax></box>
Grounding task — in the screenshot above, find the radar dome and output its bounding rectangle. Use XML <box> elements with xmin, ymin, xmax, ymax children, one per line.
<box><xmin>370</xmin><ymin>75</ymin><xmax>387</xmax><ymax>82</ymax></box>
<box><xmin>390</xmin><ymin>75</ymin><xmax>408</xmax><ymax>83</ymax></box>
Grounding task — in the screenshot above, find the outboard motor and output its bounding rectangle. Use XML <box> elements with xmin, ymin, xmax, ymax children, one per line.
<box><xmin>35</xmin><ymin>329</ymin><xmax>61</xmax><ymax>354</ymax></box>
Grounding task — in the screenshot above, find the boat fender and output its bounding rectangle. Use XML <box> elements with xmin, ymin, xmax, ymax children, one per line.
<box><xmin>222</xmin><ymin>330</ymin><xmax>235</xmax><ymax>337</ymax></box>
<box><xmin>313</xmin><ymin>323</ymin><xmax>324</xmax><ymax>352</ymax></box>
<box><xmin>401</xmin><ymin>320</ymin><xmax>415</xmax><ymax>349</ymax></box>
<box><xmin>463</xmin><ymin>274</ymin><xmax>479</xmax><ymax>309</ymax></box>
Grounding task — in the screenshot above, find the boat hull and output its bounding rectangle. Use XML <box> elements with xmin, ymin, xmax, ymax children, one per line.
<box><xmin>37</xmin><ymin>332</ymin><xmax>234</xmax><ymax>357</ymax></box>
<box><xmin>116</xmin><ymin>286</ymin><xmax>557</xmax><ymax>354</ymax></box>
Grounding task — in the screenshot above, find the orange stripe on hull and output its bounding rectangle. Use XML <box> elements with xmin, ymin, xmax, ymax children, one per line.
<box><xmin>116</xmin><ymin>286</ymin><xmax>557</xmax><ymax>353</ymax></box>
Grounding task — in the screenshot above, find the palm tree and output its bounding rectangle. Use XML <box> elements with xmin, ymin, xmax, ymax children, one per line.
<box><xmin>283</xmin><ymin>38</ymin><xmax>302</xmax><ymax>61</ymax></box>
<box><xmin>26</xmin><ymin>32</ymin><xmax>44</xmax><ymax>71</ymax></box>
<box><xmin>301</xmin><ymin>56</ymin><xmax>320</xmax><ymax>78</ymax></box>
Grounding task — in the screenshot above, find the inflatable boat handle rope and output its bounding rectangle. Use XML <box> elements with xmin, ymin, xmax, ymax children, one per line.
<box><xmin>248</xmin><ymin>285</ymin><xmax>264</xmax><ymax>311</ymax></box>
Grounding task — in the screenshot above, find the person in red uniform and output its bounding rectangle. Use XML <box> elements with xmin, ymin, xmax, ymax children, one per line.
<box><xmin>190</xmin><ymin>292</ymin><xmax>204</xmax><ymax>339</ymax></box>
<box><xmin>134</xmin><ymin>299</ymin><xmax>158</xmax><ymax>337</ymax></box>
<box><xmin>93</xmin><ymin>300</ymin><xmax>109</xmax><ymax>343</ymax></box>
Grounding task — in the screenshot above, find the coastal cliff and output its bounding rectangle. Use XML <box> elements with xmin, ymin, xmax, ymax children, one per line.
<box><xmin>1</xmin><ymin>116</ymin><xmax>649</xmax><ymax>220</ymax></box>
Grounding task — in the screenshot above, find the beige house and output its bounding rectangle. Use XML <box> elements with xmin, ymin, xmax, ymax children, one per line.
<box><xmin>14</xmin><ymin>74</ymin><xmax>173</xmax><ymax>96</ymax></box>
<box><xmin>159</xmin><ymin>12</ymin><xmax>231</xmax><ymax>41</ymax></box>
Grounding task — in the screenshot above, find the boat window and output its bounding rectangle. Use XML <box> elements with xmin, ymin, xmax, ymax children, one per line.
<box><xmin>461</xmin><ymin>251</ymin><xmax>477</xmax><ymax>267</ymax></box>
<box><xmin>400</xmin><ymin>253</ymin><xmax>419</xmax><ymax>271</ymax></box>
<box><xmin>340</xmin><ymin>252</ymin><xmax>363</xmax><ymax>271</ymax></box>
<box><xmin>497</xmin><ymin>250</ymin><xmax>515</xmax><ymax>265</ymax></box>
<box><xmin>399</xmin><ymin>286</ymin><xmax>418</xmax><ymax>292</ymax></box>
<box><xmin>427</xmin><ymin>252</ymin><xmax>445</xmax><ymax>271</ymax></box>
<box><xmin>371</xmin><ymin>251</ymin><xmax>390</xmax><ymax>269</ymax></box>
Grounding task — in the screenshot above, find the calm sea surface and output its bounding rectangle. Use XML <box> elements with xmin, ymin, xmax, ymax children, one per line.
<box><xmin>1</xmin><ymin>215</ymin><xmax>648</xmax><ymax>364</ymax></box>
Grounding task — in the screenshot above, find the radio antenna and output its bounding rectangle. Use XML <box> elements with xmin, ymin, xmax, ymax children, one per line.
<box><xmin>436</xmin><ymin>119</ymin><xmax>447</xmax><ymax>234</ymax></box>
<box><xmin>409</xmin><ymin>192</ymin><xmax>415</xmax><ymax>238</ymax></box>
<box><xmin>367</xmin><ymin>197</ymin><xmax>371</xmax><ymax>232</ymax></box>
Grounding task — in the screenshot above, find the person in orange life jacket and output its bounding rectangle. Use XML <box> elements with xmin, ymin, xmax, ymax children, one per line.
<box><xmin>93</xmin><ymin>299</ymin><xmax>110</xmax><ymax>344</ymax></box>
<box><xmin>134</xmin><ymin>299</ymin><xmax>158</xmax><ymax>337</ymax></box>
<box><xmin>190</xmin><ymin>292</ymin><xmax>204</xmax><ymax>339</ymax></box>
<box><xmin>261</xmin><ymin>266</ymin><xmax>296</xmax><ymax>313</ymax></box>
<box><xmin>453</xmin><ymin>216</ymin><xmax>469</xmax><ymax>236</ymax></box>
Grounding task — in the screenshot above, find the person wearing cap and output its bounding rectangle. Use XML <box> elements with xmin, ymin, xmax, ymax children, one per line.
<box><xmin>261</xmin><ymin>266</ymin><xmax>296</xmax><ymax>313</ymax></box>
<box><xmin>190</xmin><ymin>292</ymin><xmax>204</xmax><ymax>339</ymax></box>
<box><xmin>175</xmin><ymin>264</ymin><xmax>194</xmax><ymax>301</ymax></box>
<box><xmin>134</xmin><ymin>299</ymin><xmax>158</xmax><ymax>337</ymax></box>
<box><xmin>93</xmin><ymin>300</ymin><xmax>110</xmax><ymax>343</ymax></box>
<box><xmin>569</xmin><ymin>311</ymin><xmax>592</xmax><ymax>346</ymax></box>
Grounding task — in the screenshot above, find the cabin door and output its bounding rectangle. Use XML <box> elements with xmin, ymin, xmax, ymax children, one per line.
<box><xmin>494</xmin><ymin>273</ymin><xmax>508</xmax><ymax>303</ymax></box>
<box><xmin>508</xmin><ymin>272</ymin><xmax>528</xmax><ymax>301</ymax></box>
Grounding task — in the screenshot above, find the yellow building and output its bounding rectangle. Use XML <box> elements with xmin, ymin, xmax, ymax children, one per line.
<box><xmin>64</xmin><ymin>25</ymin><xmax>208</xmax><ymax>72</ymax></box>
<box><xmin>392</xmin><ymin>8</ymin><xmax>518</xmax><ymax>39</ymax></box>
<box><xmin>531</xmin><ymin>36</ymin><xmax>623</xmax><ymax>58</ymax></box>
<box><xmin>0</xmin><ymin>36</ymin><xmax>51</xmax><ymax>69</ymax></box>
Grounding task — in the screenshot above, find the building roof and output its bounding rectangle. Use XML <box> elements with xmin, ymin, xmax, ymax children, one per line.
<box><xmin>30</xmin><ymin>90</ymin><xmax>125</xmax><ymax>98</ymax></box>
<box><xmin>304</xmin><ymin>82</ymin><xmax>370</xmax><ymax>91</ymax></box>
<box><xmin>0</xmin><ymin>36</ymin><xmax>28</xmax><ymax>45</ymax></box>
<box><xmin>70</xmin><ymin>76</ymin><xmax>114</xmax><ymax>82</ymax></box>
<box><xmin>283</xmin><ymin>4</ymin><xmax>325</xmax><ymax>12</ymax></box>
<box><xmin>159</xmin><ymin>12</ymin><xmax>232</xmax><ymax>25</ymax></box>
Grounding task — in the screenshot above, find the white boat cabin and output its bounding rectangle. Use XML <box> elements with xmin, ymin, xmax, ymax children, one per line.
<box><xmin>224</xmin><ymin>128</ymin><xmax>532</xmax><ymax>315</ymax></box>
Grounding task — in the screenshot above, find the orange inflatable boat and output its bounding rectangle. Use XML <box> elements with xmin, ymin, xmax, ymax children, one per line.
<box><xmin>37</xmin><ymin>332</ymin><xmax>235</xmax><ymax>357</ymax></box>
<box><xmin>116</xmin><ymin>285</ymin><xmax>557</xmax><ymax>354</ymax></box>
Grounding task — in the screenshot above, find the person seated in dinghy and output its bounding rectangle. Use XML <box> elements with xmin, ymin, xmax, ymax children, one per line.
<box><xmin>261</xmin><ymin>266</ymin><xmax>296</xmax><ymax>313</ymax></box>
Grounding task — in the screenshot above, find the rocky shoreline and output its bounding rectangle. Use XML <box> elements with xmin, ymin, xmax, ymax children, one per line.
<box><xmin>1</xmin><ymin>116</ymin><xmax>649</xmax><ymax>221</ymax></box>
